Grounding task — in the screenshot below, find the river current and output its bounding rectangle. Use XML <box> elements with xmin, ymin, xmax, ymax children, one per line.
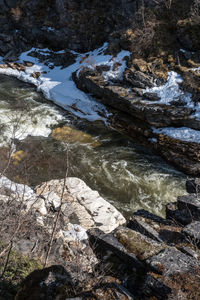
<box><xmin>0</xmin><ymin>74</ymin><xmax>186</xmax><ymax>217</ymax></box>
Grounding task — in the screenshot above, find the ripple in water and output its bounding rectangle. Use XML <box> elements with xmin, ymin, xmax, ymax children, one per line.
<box><xmin>0</xmin><ymin>75</ymin><xmax>186</xmax><ymax>218</ymax></box>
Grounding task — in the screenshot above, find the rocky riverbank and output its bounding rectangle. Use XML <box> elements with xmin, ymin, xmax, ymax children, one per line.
<box><xmin>0</xmin><ymin>1</ymin><xmax>200</xmax><ymax>298</ymax></box>
<box><xmin>0</xmin><ymin>175</ymin><xmax>200</xmax><ymax>299</ymax></box>
<box><xmin>0</xmin><ymin>43</ymin><xmax>200</xmax><ymax>175</ymax></box>
<box><xmin>0</xmin><ymin>175</ymin><xmax>125</xmax><ymax>298</ymax></box>
<box><xmin>74</xmin><ymin>60</ymin><xmax>200</xmax><ymax>175</ymax></box>
<box><xmin>0</xmin><ymin>1</ymin><xmax>199</xmax><ymax>174</ymax></box>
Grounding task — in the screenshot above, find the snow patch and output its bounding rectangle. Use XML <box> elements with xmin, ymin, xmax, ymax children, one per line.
<box><xmin>0</xmin><ymin>44</ymin><xmax>115</xmax><ymax>122</ymax></box>
<box><xmin>76</xmin><ymin>45</ymin><xmax>130</xmax><ymax>81</ymax></box>
<box><xmin>153</xmin><ymin>127</ymin><xmax>200</xmax><ymax>144</ymax></box>
<box><xmin>102</xmin><ymin>50</ymin><xmax>130</xmax><ymax>81</ymax></box>
<box><xmin>144</xmin><ymin>71</ymin><xmax>200</xmax><ymax>120</ymax></box>
<box><xmin>63</xmin><ymin>223</ymin><xmax>88</xmax><ymax>242</ymax></box>
<box><xmin>0</xmin><ymin>175</ymin><xmax>35</xmax><ymax>200</ymax></box>
<box><xmin>144</xmin><ymin>71</ymin><xmax>192</xmax><ymax>105</ymax></box>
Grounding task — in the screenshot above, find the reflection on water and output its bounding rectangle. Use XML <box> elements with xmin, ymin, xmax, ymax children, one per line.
<box><xmin>0</xmin><ymin>75</ymin><xmax>186</xmax><ymax>218</ymax></box>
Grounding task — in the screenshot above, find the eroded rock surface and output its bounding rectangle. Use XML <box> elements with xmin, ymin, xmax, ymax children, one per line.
<box><xmin>36</xmin><ymin>177</ymin><xmax>126</xmax><ymax>233</ymax></box>
<box><xmin>86</xmin><ymin>179</ymin><xmax>200</xmax><ymax>299</ymax></box>
<box><xmin>1</xmin><ymin>175</ymin><xmax>200</xmax><ymax>299</ymax></box>
<box><xmin>0</xmin><ymin>175</ymin><xmax>125</xmax><ymax>289</ymax></box>
<box><xmin>74</xmin><ymin>66</ymin><xmax>200</xmax><ymax>175</ymax></box>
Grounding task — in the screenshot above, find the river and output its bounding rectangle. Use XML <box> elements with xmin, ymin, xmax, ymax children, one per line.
<box><xmin>0</xmin><ymin>74</ymin><xmax>186</xmax><ymax>218</ymax></box>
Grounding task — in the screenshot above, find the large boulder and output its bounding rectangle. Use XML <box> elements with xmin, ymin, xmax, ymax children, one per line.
<box><xmin>35</xmin><ymin>177</ymin><xmax>126</xmax><ymax>233</ymax></box>
<box><xmin>0</xmin><ymin>175</ymin><xmax>125</xmax><ymax>278</ymax></box>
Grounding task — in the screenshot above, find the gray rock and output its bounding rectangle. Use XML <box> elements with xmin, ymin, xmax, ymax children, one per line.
<box><xmin>166</xmin><ymin>202</ymin><xmax>193</xmax><ymax>225</ymax></box>
<box><xmin>146</xmin><ymin>247</ymin><xmax>199</xmax><ymax>276</ymax></box>
<box><xmin>177</xmin><ymin>194</ymin><xmax>200</xmax><ymax>220</ymax></box>
<box><xmin>88</xmin><ymin>226</ymin><xmax>167</xmax><ymax>270</ymax></box>
<box><xmin>88</xmin><ymin>228</ymin><xmax>144</xmax><ymax>269</ymax></box>
<box><xmin>114</xmin><ymin>227</ymin><xmax>166</xmax><ymax>261</ymax></box>
<box><xmin>125</xmin><ymin>70</ymin><xmax>154</xmax><ymax>88</ymax></box>
<box><xmin>143</xmin><ymin>92</ymin><xmax>160</xmax><ymax>101</ymax></box>
<box><xmin>128</xmin><ymin>214</ymin><xmax>185</xmax><ymax>246</ymax></box>
<box><xmin>180</xmin><ymin>246</ymin><xmax>199</xmax><ymax>259</ymax></box>
<box><xmin>133</xmin><ymin>209</ymin><xmax>172</xmax><ymax>225</ymax></box>
<box><xmin>186</xmin><ymin>178</ymin><xmax>200</xmax><ymax>194</ymax></box>
<box><xmin>127</xmin><ymin>216</ymin><xmax>163</xmax><ymax>243</ymax></box>
<box><xmin>182</xmin><ymin>221</ymin><xmax>200</xmax><ymax>244</ymax></box>
<box><xmin>142</xmin><ymin>273</ymin><xmax>172</xmax><ymax>300</ymax></box>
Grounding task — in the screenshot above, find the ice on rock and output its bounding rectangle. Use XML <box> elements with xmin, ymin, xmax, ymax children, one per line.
<box><xmin>153</xmin><ymin>127</ymin><xmax>200</xmax><ymax>144</ymax></box>
<box><xmin>0</xmin><ymin>44</ymin><xmax>115</xmax><ymax>122</ymax></box>
<box><xmin>144</xmin><ymin>71</ymin><xmax>192</xmax><ymax>105</ymax></box>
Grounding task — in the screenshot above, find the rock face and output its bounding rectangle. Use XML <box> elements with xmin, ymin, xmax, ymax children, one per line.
<box><xmin>35</xmin><ymin>177</ymin><xmax>126</xmax><ymax>233</ymax></box>
<box><xmin>14</xmin><ymin>178</ymin><xmax>200</xmax><ymax>299</ymax></box>
<box><xmin>74</xmin><ymin>66</ymin><xmax>200</xmax><ymax>175</ymax></box>
<box><xmin>87</xmin><ymin>181</ymin><xmax>200</xmax><ymax>299</ymax></box>
<box><xmin>0</xmin><ymin>0</ymin><xmax>157</xmax><ymax>55</ymax></box>
<box><xmin>0</xmin><ymin>0</ymin><xmax>198</xmax><ymax>57</ymax></box>
<box><xmin>0</xmin><ymin>175</ymin><xmax>125</xmax><ymax>284</ymax></box>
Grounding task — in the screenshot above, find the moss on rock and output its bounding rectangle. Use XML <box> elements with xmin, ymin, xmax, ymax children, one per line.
<box><xmin>115</xmin><ymin>228</ymin><xmax>165</xmax><ymax>261</ymax></box>
<box><xmin>0</xmin><ymin>246</ymin><xmax>42</xmax><ymax>300</ymax></box>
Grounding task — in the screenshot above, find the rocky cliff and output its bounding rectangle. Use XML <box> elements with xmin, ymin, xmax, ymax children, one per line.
<box><xmin>0</xmin><ymin>0</ymin><xmax>154</xmax><ymax>55</ymax></box>
<box><xmin>0</xmin><ymin>0</ymin><xmax>200</xmax><ymax>175</ymax></box>
<box><xmin>0</xmin><ymin>175</ymin><xmax>200</xmax><ymax>299</ymax></box>
<box><xmin>0</xmin><ymin>0</ymin><xmax>199</xmax><ymax>56</ymax></box>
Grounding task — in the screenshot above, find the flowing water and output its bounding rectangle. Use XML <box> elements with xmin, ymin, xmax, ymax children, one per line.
<box><xmin>0</xmin><ymin>75</ymin><xmax>186</xmax><ymax>218</ymax></box>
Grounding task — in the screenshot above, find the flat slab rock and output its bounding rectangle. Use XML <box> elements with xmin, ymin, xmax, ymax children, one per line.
<box><xmin>88</xmin><ymin>227</ymin><xmax>165</xmax><ymax>268</ymax></box>
<box><xmin>114</xmin><ymin>227</ymin><xmax>166</xmax><ymax>261</ymax></box>
<box><xmin>146</xmin><ymin>247</ymin><xmax>199</xmax><ymax>276</ymax></box>
<box><xmin>128</xmin><ymin>215</ymin><xmax>185</xmax><ymax>245</ymax></box>
<box><xmin>88</xmin><ymin>227</ymin><xmax>144</xmax><ymax>269</ymax></box>
<box><xmin>36</xmin><ymin>177</ymin><xmax>126</xmax><ymax>233</ymax></box>
<box><xmin>177</xmin><ymin>194</ymin><xmax>200</xmax><ymax>220</ymax></box>
<box><xmin>145</xmin><ymin>248</ymin><xmax>200</xmax><ymax>299</ymax></box>
<box><xmin>182</xmin><ymin>221</ymin><xmax>200</xmax><ymax>242</ymax></box>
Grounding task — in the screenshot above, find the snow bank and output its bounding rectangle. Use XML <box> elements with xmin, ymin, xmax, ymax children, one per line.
<box><xmin>144</xmin><ymin>71</ymin><xmax>200</xmax><ymax>120</ymax></box>
<box><xmin>0</xmin><ymin>175</ymin><xmax>35</xmax><ymax>199</ymax></box>
<box><xmin>0</xmin><ymin>44</ymin><xmax>130</xmax><ymax>122</ymax></box>
<box><xmin>153</xmin><ymin>127</ymin><xmax>200</xmax><ymax>144</ymax></box>
<box><xmin>76</xmin><ymin>44</ymin><xmax>130</xmax><ymax>81</ymax></box>
<box><xmin>102</xmin><ymin>50</ymin><xmax>130</xmax><ymax>81</ymax></box>
<box><xmin>144</xmin><ymin>71</ymin><xmax>192</xmax><ymax>105</ymax></box>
